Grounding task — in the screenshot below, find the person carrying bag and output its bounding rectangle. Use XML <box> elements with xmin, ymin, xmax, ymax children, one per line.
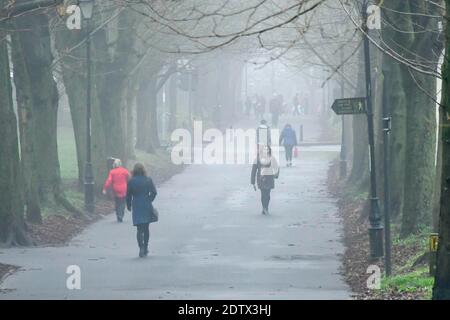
<box><xmin>126</xmin><ymin>163</ymin><xmax>158</xmax><ymax>258</ymax></box>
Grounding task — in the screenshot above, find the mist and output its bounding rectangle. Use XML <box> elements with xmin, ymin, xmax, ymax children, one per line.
<box><xmin>0</xmin><ymin>0</ymin><xmax>448</xmax><ymax>302</ymax></box>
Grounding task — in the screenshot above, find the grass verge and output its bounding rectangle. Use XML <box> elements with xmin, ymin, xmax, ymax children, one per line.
<box><xmin>327</xmin><ymin>159</ymin><xmax>434</xmax><ymax>300</ymax></box>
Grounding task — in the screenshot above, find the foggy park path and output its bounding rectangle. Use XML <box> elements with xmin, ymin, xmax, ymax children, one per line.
<box><xmin>0</xmin><ymin>117</ymin><xmax>350</xmax><ymax>299</ymax></box>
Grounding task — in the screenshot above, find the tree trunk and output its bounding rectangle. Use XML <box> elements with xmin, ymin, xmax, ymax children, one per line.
<box><xmin>93</xmin><ymin>12</ymin><xmax>137</xmax><ymax>161</ymax></box>
<box><xmin>125</xmin><ymin>80</ymin><xmax>137</xmax><ymax>161</ymax></box>
<box><xmin>135</xmin><ymin>80</ymin><xmax>150</xmax><ymax>151</ymax></box>
<box><xmin>147</xmin><ymin>76</ymin><xmax>160</xmax><ymax>152</ymax></box>
<box><xmin>397</xmin><ymin>0</ymin><xmax>439</xmax><ymax>237</ymax></box>
<box><xmin>432</xmin><ymin>0</ymin><xmax>450</xmax><ymax>300</ymax></box>
<box><xmin>383</xmin><ymin>61</ymin><xmax>408</xmax><ymax>220</ymax></box>
<box><xmin>168</xmin><ymin>73</ymin><xmax>178</xmax><ymax>132</ymax></box>
<box><xmin>348</xmin><ymin>46</ymin><xmax>369</xmax><ymax>189</ymax></box>
<box><xmin>10</xmin><ymin>33</ymin><xmax>42</xmax><ymax>224</ymax></box>
<box><xmin>401</xmin><ymin>71</ymin><xmax>437</xmax><ymax>237</ymax></box>
<box><xmin>348</xmin><ymin>114</ymin><xmax>369</xmax><ymax>188</ymax></box>
<box><xmin>0</xmin><ymin>25</ymin><xmax>30</xmax><ymax>246</ymax></box>
<box><xmin>433</xmin><ymin>39</ymin><xmax>450</xmax><ymax>298</ymax></box>
<box><xmin>95</xmin><ymin>65</ymin><xmax>127</xmax><ymax>159</ymax></box>
<box><xmin>220</xmin><ymin>58</ymin><xmax>239</xmax><ymax>127</ymax></box>
<box><xmin>433</xmin><ymin>114</ymin><xmax>442</xmax><ymax>232</ymax></box>
<box><xmin>380</xmin><ymin>0</ymin><xmax>414</xmax><ymax>221</ymax></box>
<box><xmin>12</xmin><ymin>7</ymin><xmax>80</xmax><ymax>215</ymax></box>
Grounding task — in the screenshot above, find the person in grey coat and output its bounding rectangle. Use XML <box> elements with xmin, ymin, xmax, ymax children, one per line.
<box><xmin>251</xmin><ymin>145</ymin><xmax>280</xmax><ymax>215</ymax></box>
<box><xmin>126</xmin><ymin>163</ymin><xmax>157</xmax><ymax>257</ymax></box>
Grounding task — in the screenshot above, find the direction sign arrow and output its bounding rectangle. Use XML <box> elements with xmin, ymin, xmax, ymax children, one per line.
<box><xmin>331</xmin><ymin>97</ymin><xmax>367</xmax><ymax>115</ymax></box>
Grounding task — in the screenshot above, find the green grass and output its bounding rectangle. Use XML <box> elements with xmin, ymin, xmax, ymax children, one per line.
<box><xmin>57</xmin><ymin>126</ymin><xmax>79</xmax><ymax>181</ymax></box>
<box><xmin>335</xmin><ymin>158</ymin><xmax>436</xmax><ymax>300</ymax></box>
<box><xmin>381</xmin><ymin>224</ymin><xmax>434</xmax><ymax>299</ymax></box>
<box><xmin>57</xmin><ymin>125</ymin><xmax>176</xmax><ymax>180</ymax></box>
<box><xmin>381</xmin><ymin>267</ymin><xmax>434</xmax><ymax>299</ymax></box>
<box><xmin>33</xmin><ymin>126</ymin><xmax>82</xmax><ymax>218</ymax></box>
<box><xmin>64</xmin><ymin>188</ymin><xmax>84</xmax><ymax>208</ymax></box>
<box><xmin>57</xmin><ymin>123</ymin><xmax>176</xmax><ymax>180</ymax></box>
<box><xmin>392</xmin><ymin>231</ymin><xmax>429</xmax><ymax>248</ymax></box>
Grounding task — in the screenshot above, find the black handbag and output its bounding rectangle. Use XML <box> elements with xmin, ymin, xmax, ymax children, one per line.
<box><xmin>150</xmin><ymin>207</ymin><xmax>159</xmax><ymax>223</ymax></box>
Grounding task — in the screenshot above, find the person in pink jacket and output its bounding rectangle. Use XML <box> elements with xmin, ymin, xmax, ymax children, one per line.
<box><xmin>102</xmin><ymin>159</ymin><xmax>130</xmax><ymax>222</ymax></box>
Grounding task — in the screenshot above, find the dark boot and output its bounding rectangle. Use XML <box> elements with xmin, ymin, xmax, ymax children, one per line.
<box><xmin>139</xmin><ymin>246</ymin><xmax>145</xmax><ymax>258</ymax></box>
<box><xmin>143</xmin><ymin>239</ymin><xmax>149</xmax><ymax>256</ymax></box>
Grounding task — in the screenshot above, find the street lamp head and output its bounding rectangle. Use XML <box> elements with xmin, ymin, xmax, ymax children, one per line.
<box><xmin>79</xmin><ymin>0</ymin><xmax>94</xmax><ymax>19</ymax></box>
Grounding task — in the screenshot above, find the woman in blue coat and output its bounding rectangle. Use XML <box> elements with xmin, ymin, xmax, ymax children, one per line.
<box><xmin>279</xmin><ymin>123</ymin><xmax>298</xmax><ymax>167</ymax></box>
<box><xmin>126</xmin><ymin>163</ymin><xmax>157</xmax><ymax>257</ymax></box>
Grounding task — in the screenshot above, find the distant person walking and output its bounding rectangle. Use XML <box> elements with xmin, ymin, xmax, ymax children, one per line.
<box><xmin>102</xmin><ymin>159</ymin><xmax>130</xmax><ymax>222</ymax></box>
<box><xmin>279</xmin><ymin>124</ymin><xmax>298</xmax><ymax>167</ymax></box>
<box><xmin>270</xmin><ymin>94</ymin><xmax>282</xmax><ymax>127</ymax></box>
<box><xmin>292</xmin><ymin>93</ymin><xmax>300</xmax><ymax>116</ymax></box>
<box><xmin>126</xmin><ymin>163</ymin><xmax>158</xmax><ymax>258</ymax></box>
<box><xmin>251</xmin><ymin>145</ymin><xmax>279</xmax><ymax>215</ymax></box>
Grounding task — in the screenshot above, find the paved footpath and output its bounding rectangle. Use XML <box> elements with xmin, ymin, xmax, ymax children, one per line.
<box><xmin>0</xmin><ymin>116</ymin><xmax>350</xmax><ymax>299</ymax></box>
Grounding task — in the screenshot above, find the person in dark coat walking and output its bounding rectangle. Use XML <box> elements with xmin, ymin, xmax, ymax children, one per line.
<box><xmin>126</xmin><ymin>163</ymin><xmax>157</xmax><ymax>258</ymax></box>
<box><xmin>270</xmin><ymin>94</ymin><xmax>283</xmax><ymax>127</ymax></box>
<box><xmin>251</xmin><ymin>145</ymin><xmax>279</xmax><ymax>215</ymax></box>
<box><xmin>279</xmin><ymin>124</ymin><xmax>298</xmax><ymax>167</ymax></box>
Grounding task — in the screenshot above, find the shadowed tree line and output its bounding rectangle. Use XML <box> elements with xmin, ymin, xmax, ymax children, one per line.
<box><xmin>0</xmin><ymin>0</ymin><xmax>245</xmax><ymax>246</ymax></box>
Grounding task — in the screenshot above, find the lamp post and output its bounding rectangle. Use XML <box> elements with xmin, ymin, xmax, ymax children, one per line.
<box><xmin>79</xmin><ymin>0</ymin><xmax>94</xmax><ymax>214</ymax></box>
<box><xmin>362</xmin><ymin>0</ymin><xmax>384</xmax><ymax>259</ymax></box>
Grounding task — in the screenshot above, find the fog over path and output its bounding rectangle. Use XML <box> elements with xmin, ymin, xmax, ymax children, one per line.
<box><xmin>0</xmin><ymin>116</ymin><xmax>350</xmax><ymax>299</ymax></box>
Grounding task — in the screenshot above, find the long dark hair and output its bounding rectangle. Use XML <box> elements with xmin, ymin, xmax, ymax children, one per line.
<box><xmin>132</xmin><ymin>163</ymin><xmax>147</xmax><ymax>177</ymax></box>
<box><xmin>258</xmin><ymin>145</ymin><xmax>272</xmax><ymax>158</ymax></box>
